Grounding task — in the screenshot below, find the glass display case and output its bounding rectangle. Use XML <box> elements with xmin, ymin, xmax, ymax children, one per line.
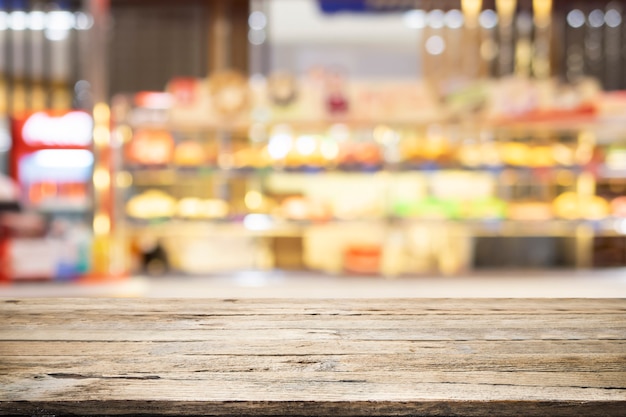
<box><xmin>110</xmin><ymin>72</ymin><xmax>626</xmax><ymax>277</ymax></box>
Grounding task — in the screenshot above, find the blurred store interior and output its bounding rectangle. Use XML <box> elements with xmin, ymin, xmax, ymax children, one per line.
<box><xmin>0</xmin><ymin>0</ymin><xmax>625</xmax><ymax>297</ymax></box>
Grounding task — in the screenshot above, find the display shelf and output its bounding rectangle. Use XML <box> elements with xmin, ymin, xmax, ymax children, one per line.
<box><xmin>122</xmin><ymin>117</ymin><xmax>626</xmax><ymax>142</ymax></box>
<box><xmin>111</xmin><ymin>80</ymin><xmax>626</xmax><ymax>275</ymax></box>
<box><xmin>123</xmin><ymin>109</ymin><xmax>624</xmax><ymax>127</ymax></box>
<box><xmin>125</xmin><ymin>117</ymin><xmax>452</xmax><ymax>132</ymax></box>
<box><xmin>122</xmin><ymin>163</ymin><xmax>593</xmax><ymax>178</ymax></box>
<box><xmin>123</xmin><ymin>217</ymin><xmax>626</xmax><ymax>238</ymax></box>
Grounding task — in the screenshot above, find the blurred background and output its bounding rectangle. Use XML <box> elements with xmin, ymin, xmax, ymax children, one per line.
<box><xmin>0</xmin><ymin>0</ymin><xmax>625</xmax><ymax>297</ymax></box>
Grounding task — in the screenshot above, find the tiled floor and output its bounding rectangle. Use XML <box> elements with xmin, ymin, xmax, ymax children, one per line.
<box><xmin>1</xmin><ymin>268</ymin><xmax>625</xmax><ymax>298</ymax></box>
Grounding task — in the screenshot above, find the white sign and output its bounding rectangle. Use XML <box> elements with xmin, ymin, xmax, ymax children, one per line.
<box><xmin>8</xmin><ymin>238</ymin><xmax>59</xmax><ymax>280</ymax></box>
<box><xmin>22</xmin><ymin>111</ymin><xmax>93</xmax><ymax>147</ymax></box>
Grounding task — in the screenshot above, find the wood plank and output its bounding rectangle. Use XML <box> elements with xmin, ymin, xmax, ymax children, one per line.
<box><xmin>3</xmin><ymin>313</ymin><xmax>624</xmax><ymax>330</ymax></box>
<box><xmin>2</xmin><ymin>372</ymin><xmax>625</xmax><ymax>401</ymax></box>
<box><xmin>2</xmin><ymin>400</ymin><xmax>625</xmax><ymax>417</ymax></box>
<box><xmin>3</xmin><ymin>339</ymin><xmax>626</xmax><ymax>356</ymax></box>
<box><xmin>3</xmin><ymin>355</ymin><xmax>626</xmax><ymax>379</ymax></box>
<box><xmin>2</xmin><ymin>297</ymin><xmax>624</xmax><ymax>314</ymax></box>
<box><xmin>2</xmin><ymin>327</ymin><xmax>624</xmax><ymax>342</ymax></box>
<box><xmin>0</xmin><ymin>298</ymin><xmax>625</xmax><ymax>416</ymax></box>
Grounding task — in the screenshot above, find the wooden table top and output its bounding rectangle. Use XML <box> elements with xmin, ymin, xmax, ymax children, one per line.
<box><xmin>1</xmin><ymin>298</ymin><xmax>625</xmax><ymax>416</ymax></box>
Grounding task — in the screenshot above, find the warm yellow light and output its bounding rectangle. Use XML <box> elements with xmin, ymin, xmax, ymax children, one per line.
<box><xmin>116</xmin><ymin>171</ymin><xmax>133</xmax><ymax>188</ymax></box>
<box><xmin>93</xmin><ymin>213</ymin><xmax>111</xmax><ymax>236</ymax></box>
<box><xmin>556</xmin><ymin>170</ymin><xmax>575</xmax><ymax>187</ymax></box>
<box><xmin>496</xmin><ymin>0</ymin><xmax>517</xmax><ymax>24</ymax></box>
<box><xmin>93</xmin><ymin>102</ymin><xmax>110</xmax><ymax>124</ymax></box>
<box><xmin>533</xmin><ymin>0</ymin><xmax>552</xmax><ymax>25</ymax></box>
<box><xmin>248</xmin><ymin>123</ymin><xmax>267</xmax><ymax>143</ymax></box>
<box><xmin>320</xmin><ymin>140</ymin><xmax>339</xmax><ymax>160</ymax></box>
<box><xmin>462</xmin><ymin>0</ymin><xmax>483</xmax><ymax>26</ymax></box>
<box><xmin>578</xmin><ymin>130</ymin><xmax>596</xmax><ymax>146</ymax></box>
<box><xmin>218</xmin><ymin>153</ymin><xmax>234</xmax><ymax>169</ymax></box>
<box><xmin>115</xmin><ymin>125</ymin><xmax>133</xmax><ymax>144</ymax></box>
<box><xmin>93</xmin><ymin>126</ymin><xmax>110</xmax><ymax>147</ymax></box>
<box><xmin>11</xmin><ymin>84</ymin><xmax>27</xmax><ymax>113</ymax></box>
<box><xmin>245</xmin><ymin>191</ymin><xmax>263</xmax><ymax>210</ymax></box>
<box><xmin>93</xmin><ymin>167</ymin><xmax>110</xmax><ymax>190</ymax></box>
<box><xmin>373</xmin><ymin>125</ymin><xmax>397</xmax><ymax>146</ymax></box>
<box><xmin>0</xmin><ymin>80</ymin><xmax>7</xmax><ymax>114</ymax></box>
<box><xmin>577</xmin><ymin>172</ymin><xmax>596</xmax><ymax>197</ymax></box>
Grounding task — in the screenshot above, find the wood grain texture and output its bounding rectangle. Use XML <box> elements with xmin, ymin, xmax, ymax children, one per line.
<box><xmin>0</xmin><ymin>298</ymin><xmax>625</xmax><ymax>416</ymax></box>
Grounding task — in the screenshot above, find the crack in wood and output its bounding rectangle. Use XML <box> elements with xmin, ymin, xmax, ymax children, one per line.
<box><xmin>47</xmin><ymin>373</ymin><xmax>161</xmax><ymax>380</ymax></box>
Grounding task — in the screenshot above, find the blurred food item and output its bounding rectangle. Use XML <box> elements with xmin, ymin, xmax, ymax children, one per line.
<box><xmin>177</xmin><ymin>198</ymin><xmax>206</xmax><ymax>219</ymax></box>
<box><xmin>411</xmin><ymin>197</ymin><xmax>460</xmax><ymax>220</ymax></box>
<box><xmin>464</xmin><ymin>197</ymin><xmax>508</xmax><ymax>219</ymax></box>
<box><xmin>611</xmin><ymin>197</ymin><xmax>626</xmax><ymax>217</ymax></box>
<box><xmin>337</xmin><ymin>142</ymin><xmax>383</xmax><ymax>170</ymax></box>
<box><xmin>126</xmin><ymin>129</ymin><xmax>174</xmax><ymax>165</ymax></box>
<box><xmin>420</xmin><ymin>132</ymin><xmax>452</xmax><ymax>163</ymax></box>
<box><xmin>126</xmin><ymin>190</ymin><xmax>177</xmax><ymax>219</ymax></box>
<box><xmin>552</xmin><ymin>143</ymin><xmax>577</xmax><ymax>166</ymax></box>
<box><xmin>234</xmin><ymin>147</ymin><xmax>270</xmax><ymax>169</ymax></box>
<box><xmin>484</xmin><ymin>76</ymin><xmax>600</xmax><ymax>122</ymax></box>
<box><xmin>399</xmin><ymin>134</ymin><xmax>421</xmax><ymax>165</ymax></box>
<box><xmin>355</xmin><ymin>142</ymin><xmax>383</xmax><ymax>167</ymax></box>
<box><xmin>529</xmin><ymin>145</ymin><xmax>555</xmax><ymax>167</ymax></box>
<box><xmin>344</xmin><ymin>244</ymin><xmax>381</xmax><ymax>275</ymax></box>
<box><xmin>174</xmin><ymin>140</ymin><xmax>207</xmax><ymax>167</ymax></box>
<box><xmin>500</xmin><ymin>142</ymin><xmax>531</xmax><ymax>166</ymax></box>
<box><xmin>391</xmin><ymin>200</ymin><xmax>421</xmax><ymax>218</ymax></box>
<box><xmin>280</xmin><ymin>197</ymin><xmax>309</xmax><ymax>221</ymax></box>
<box><xmin>552</xmin><ymin>192</ymin><xmax>580</xmax><ymax>219</ymax></box>
<box><xmin>552</xmin><ymin>192</ymin><xmax>610</xmax><ymax>220</ymax></box>
<box><xmin>177</xmin><ymin>198</ymin><xmax>229</xmax><ymax>220</ymax></box>
<box><xmin>481</xmin><ymin>142</ymin><xmax>502</xmax><ymax>166</ymax></box>
<box><xmin>457</xmin><ymin>142</ymin><xmax>482</xmax><ymax>168</ymax></box>
<box><xmin>574</xmin><ymin>142</ymin><xmax>595</xmax><ymax>166</ymax></box>
<box><xmin>208</xmin><ymin>70</ymin><xmax>249</xmax><ymax>117</ymax></box>
<box><xmin>580</xmin><ymin>196</ymin><xmax>610</xmax><ymax>220</ymax></box>
<box><xmin>203</xmin><ymin>199</ymin><xmax>230</xmax><ymax>219</ymax></box>
<box><xmin>458</xmin><ymin>141</ymin><xmax>503</xmax><ymax>168</ymax></box>
<box><xmin>268</xmin><ymin>72</ymin><xmax>298</xmax><ymax>107</ymax></box>
<box><xmin>280</xmin><ymin>196</ymin><xmax>332</xmax><ymax>222</ymax></box>
<box><xmin>284</xmin><ymin>135</ymin><xmax>326</xmax><ymax>169</ymax></box>
<box><xmin>166</xmin><ymin>77</ymin><xmax>199</xmax><ymax>107</ymax></box>
<box><xmin>507</xmin><ymin>201</ymin><xmax>553</xmax><ymax>221</ymax></box>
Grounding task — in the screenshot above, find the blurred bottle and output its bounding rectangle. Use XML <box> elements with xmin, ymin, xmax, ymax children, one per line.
<box><xmin>68</xmin><ymin>222</ymin><xmax>92</xmax><ymax>275</ymax></box>
<box><xmin>10</xmin><ymin>0</ymin><xmax>27</xmax><ymax>113</ymax></box>
<box><xmin>29</xmin><ymin>0</ymin><xmax>46</xmax><ymax>110</ymax></box>
<box><xmin>48</xmin><ymin>0</ymin><xmax>73</xmax><ymax>110</ymax></box>
<box><xmin>48</xmin><ymin>219</ymin><xmax>76</xmax><ymax>281</ymax></box>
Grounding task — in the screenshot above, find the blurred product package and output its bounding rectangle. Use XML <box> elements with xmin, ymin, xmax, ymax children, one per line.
<box><xmin>0</xmin><ymin>173</ymin><xmax>91</xmax><ymax>282</ymax></box>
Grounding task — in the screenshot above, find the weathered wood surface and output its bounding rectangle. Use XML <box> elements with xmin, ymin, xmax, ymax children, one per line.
<box><xmin>0</xmin><ymin>298</ymin><xmax>625</xmax><ymax>416</ymax></box>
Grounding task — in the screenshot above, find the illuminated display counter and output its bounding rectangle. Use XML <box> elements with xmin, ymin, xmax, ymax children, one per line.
<box><xmin>109</xmin><ymin>72</ymin><xmax>626</xmax><ymax>277</ymax></box>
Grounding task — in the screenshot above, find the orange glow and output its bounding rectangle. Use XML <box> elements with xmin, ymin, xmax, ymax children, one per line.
<box><xmin>40</xmin><ymin>182</ymin><xmax>58</xmax><ymax>198</ymax></box>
